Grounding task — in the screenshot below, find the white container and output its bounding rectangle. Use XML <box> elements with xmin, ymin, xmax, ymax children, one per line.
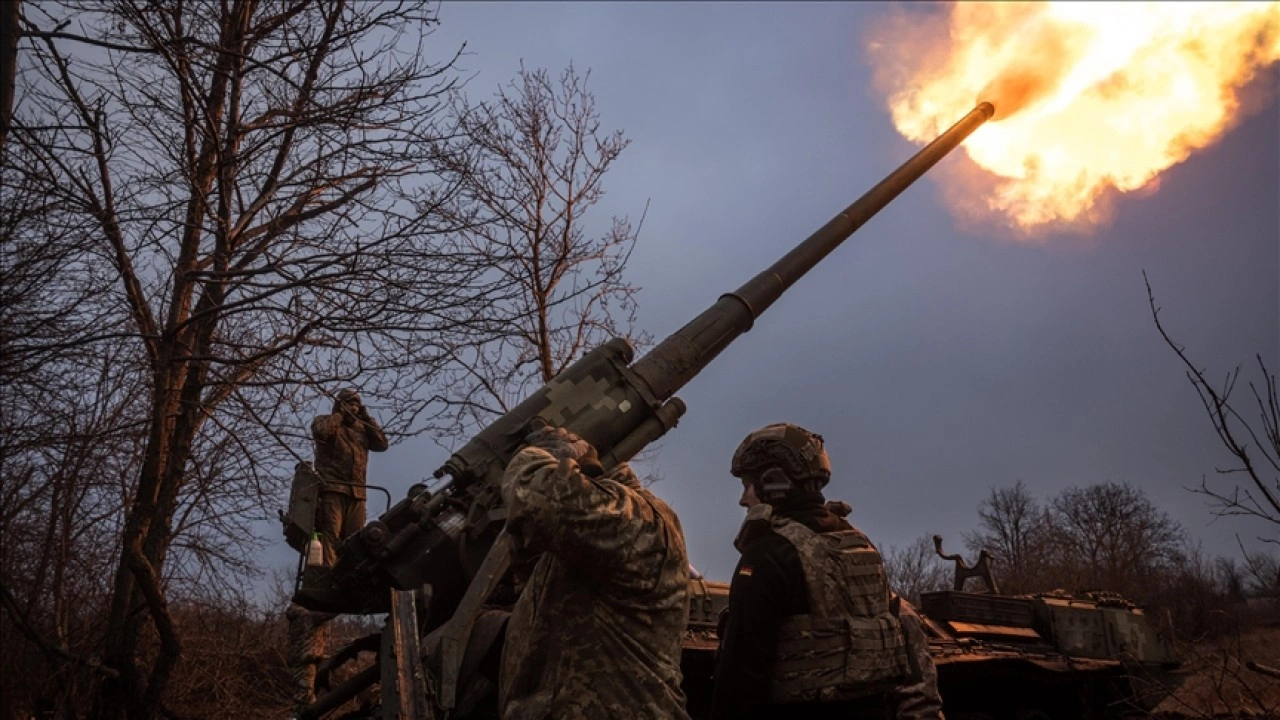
<box><xmin>306</xmin><ymin>534</ymin><xmax>325</xmax><ymax>567</ymax></box>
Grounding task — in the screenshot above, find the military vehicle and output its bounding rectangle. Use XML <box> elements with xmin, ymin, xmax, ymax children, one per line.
<box><xmin>918</xmin><ymin>588</ymin><xmax>1178</xmax><ymax>720</ymax></box>
<box><xmin>682</xmin><ymin>546</ymin><xmax>1182</xmax><ymax>720</ymax></box>
<box><xmin>285</xmin><ymin>103</ymin><xmax>1008</xmax><ymax>719</ymax></box>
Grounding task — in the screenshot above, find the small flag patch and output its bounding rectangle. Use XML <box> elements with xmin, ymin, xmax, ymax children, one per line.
<box><xmin>738</xmin><ymin>566</ymin><xmax>754</xmax><ymax>577</ymax></box>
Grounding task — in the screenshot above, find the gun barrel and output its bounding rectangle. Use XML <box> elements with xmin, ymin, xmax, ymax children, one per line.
<box><xmin>414</xmin><ymin>102</ymin><xmax>994</xmax><ymax>587</ymax></box>
<box><xmin>630</xmin><ymin>102</ymin><xmax>994</xmax><ymax>401</ymax></box>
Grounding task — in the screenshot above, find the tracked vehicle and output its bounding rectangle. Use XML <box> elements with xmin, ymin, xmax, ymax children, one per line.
<box><xmin>682</xmin><ymin>553</ymin><xmax>1181</xmax><ymax>720</ymax></box>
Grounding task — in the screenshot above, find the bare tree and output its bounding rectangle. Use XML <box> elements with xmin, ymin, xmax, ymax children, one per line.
<box><xmin>5</xmin><ymin>2</ymin><xmax>510</xmax><ymax>717</ymax></box>
<box><xmin>0</xmin><ymin>368</ymin><xmax>143</xmax><ymax>718</ymax></box>
<box><xmin>1235</xmin><ymin>537</ymin><xmax>1279</xmax><ymax>602</ymax></box>
<box><xmin>1154</xmin><ymin>542</ymin><xmax>1253</xmax><ymax>638</ymax></box>
<box><xmin>1046</xmin><ymin>481</ymin><xmax>1186</xmax><ymax>601</ymax></box>
<box><xmin>1</xmin><ymin>137</ymin><xmax>143</xmax><ymax>719</ymax></box>
<box><xmin>960</xmin><ymin>480</ymin><xmax>1186</xmax><ymax>603</ymax></box>
<box><xmin>1146</xmin><ymin>273</ymin><xmax>1280</xmax><ymax>542</ymax></box>
<box><xmin>964</xmin><ymin>480</ymin><xmax>1053</xmax><ymax>595</ymax></box>
<box><xmin>882</xmin><ymin>535</ymin><xmax>949</xmax><ymax>606</ymax></box>
<box><xmin>427</xmin><ymin>61</ymin><xmax>650</xmax><ymax>439</ymax></box>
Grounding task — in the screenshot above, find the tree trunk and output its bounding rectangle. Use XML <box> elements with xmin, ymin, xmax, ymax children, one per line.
<box><xmin>0</xmin><ymin>0</ymin><xmax>19</xmax><ymax>156</ymax></box>
<box><xmin>91</xmin><ymin>2</ymin><xmax>252</xmax><ymax>714</ymax></box>
<box><xmin>92</xmin><ymin>374</ymin><xmax>180</xmax><ymax>720</ymax></box>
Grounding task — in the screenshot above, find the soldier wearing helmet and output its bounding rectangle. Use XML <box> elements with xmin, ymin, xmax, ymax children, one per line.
<box><xmin>711</xmin><ymin>423</ymin><xmax>944</xmax><ymax>720</ymax></box>
<box><xmin>730</xmin><ymin>422</ymin><xmax>833</xmax><ymax>504</ymax></box>
<box><xmin>289</xmin><ymin>388</ymin><xmax>389</xmax><ymax>709</ymax></box>
<box><xmin>311</xmin><ymin>388</ymin><xmax>389</xmax><ymax>564</ymax></box>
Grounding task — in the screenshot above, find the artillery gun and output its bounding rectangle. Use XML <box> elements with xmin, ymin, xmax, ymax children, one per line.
<box><xmin>285</xmin><ymin>103</ymin><xmax>996</xmax><ymax>720</ymax></box>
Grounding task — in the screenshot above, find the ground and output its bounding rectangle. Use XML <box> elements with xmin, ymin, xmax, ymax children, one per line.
<box><xmin>1148</xmin><ymin>625</ymin><xmax>1280</xmax><ymax>719</ymax></box>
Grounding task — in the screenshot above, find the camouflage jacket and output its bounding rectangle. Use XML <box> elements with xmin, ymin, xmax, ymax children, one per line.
<box><xmin>893</xmin><ymin>600</ymin><xmax>946</xmax><ymax>720</ymax></box>
<box><xmin>310</xmin><ymin>411</ymin><xmax>387</xmax><ymax>498</ymax></box>
<box><xmin>498</xmin><ymin>447</ymin><xmax>692</xmax><ymax>720</ymax></box>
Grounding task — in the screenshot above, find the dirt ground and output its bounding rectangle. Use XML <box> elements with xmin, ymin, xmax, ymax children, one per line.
<box><xmin>1146</xmin><ymin>625</ymin><xmax>1280</xmax><ymax>719</ymax></box>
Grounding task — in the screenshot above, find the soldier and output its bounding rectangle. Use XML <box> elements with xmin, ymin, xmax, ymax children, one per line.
<box><xmin>498</xmin><ymin>426</ymin><xmax>691</xmax><ymax>719</ymax></box>
<box><xmin>711</xmin><ymin>423</ymin><xmax>944</xmax><ymax>720</ymax></box>
<box><xmin>311</xmin><ymin>388</ymin><xmax>388</xmax><ymax>563</ymax></box>
<box><xmin>287</xmin><ymin>388</ymin><xmax>387</xmax><ymax>711</ymax></box>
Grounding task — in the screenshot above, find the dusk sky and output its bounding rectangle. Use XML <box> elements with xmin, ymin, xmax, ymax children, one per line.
<box><xmin>264</xmin><ymin>2</ymin><xmax>1279</xmax><ymax>586</ymax></box>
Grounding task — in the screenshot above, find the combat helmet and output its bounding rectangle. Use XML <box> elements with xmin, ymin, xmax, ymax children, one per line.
<box><xmin>333</xmin><ymin>387</ymin><xmax>362</xmax><ymax>412</ymax></box>
<box><xmin>731</xmin><ymin>423</ymin><xmax>831</xmax><ymax>501</ymax></box>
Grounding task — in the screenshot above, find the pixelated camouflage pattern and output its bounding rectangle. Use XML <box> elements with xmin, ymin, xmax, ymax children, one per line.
<box><xmin>767</xmin><ymin>516</ymin><xmax>912</xmax><ymax>703</ymax></box>
<box><xmin>498</xmin><ymin>446</ymin><xmax>691</xmax><ymax>720</ymax></box>
<box><xmin>286</xmin><ymin>603</ymin><xmax>334</xmax><ymax>707</ymax></box>
<box><xmin>892</xmin><ymin>600</ymin><xmax>945</xmax><ymax>720</ymax></box>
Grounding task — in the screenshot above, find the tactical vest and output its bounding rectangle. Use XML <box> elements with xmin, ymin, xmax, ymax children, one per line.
<box><xmin>738</xmin><ymin>506</ymin><xmax>914</xmax><ymax>704</ymax></box>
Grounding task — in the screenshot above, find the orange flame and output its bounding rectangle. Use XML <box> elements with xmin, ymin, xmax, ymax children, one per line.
<box><xmin>866</xmin><ymin>3</ymin><xmax>1280</xmax><ymax>235</ymax></box>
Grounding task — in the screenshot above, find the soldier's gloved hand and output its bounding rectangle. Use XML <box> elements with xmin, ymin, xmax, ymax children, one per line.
<box><xmin>524</xmin><ymin>426</ymin><xmax>604</xmax><ymax>478</ymax></box>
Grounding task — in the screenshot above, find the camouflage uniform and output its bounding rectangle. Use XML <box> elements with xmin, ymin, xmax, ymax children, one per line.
<box><xmin>286</xmin><ymin>602</ymin><xmax>334</xmax><ymax>706</ymax></box>
<box><xmin>288</xmin><ymin>390</ymin><xmax>385</xmax><ymax>711</ymax></box>
<box><xmin>311</xmin><ymin>390</ymin><xmax>388</xmax><ymax>563</ymax></box>
<box><xmin>892</xmin><ymin>601</ymin><xmax>945</xmax><ymax>720</ymax></box>
<box><xmin>498</xmin><ymin>445</ymin><xmax>692</xmax><ymax>720</ymax></box>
